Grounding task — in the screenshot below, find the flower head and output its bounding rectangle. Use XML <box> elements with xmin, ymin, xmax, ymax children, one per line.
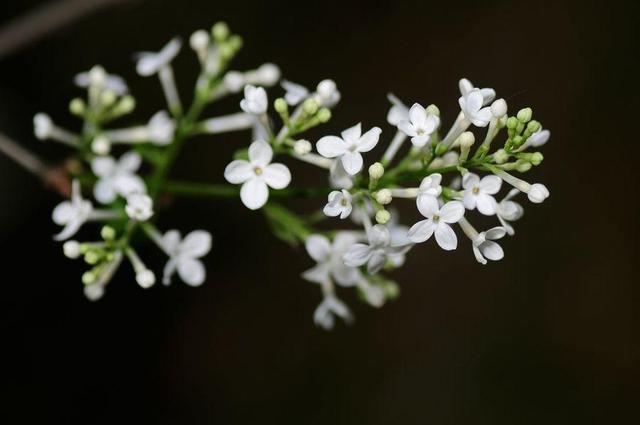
<box><xmin>136</xmin><ymin>38</ymin><xmax>182</xmax><ymax>76</ymax></box>
<box><xmin>397</xmin><ymin>103</ymin><xmax>440</xmax><ymax>147</ymax></box>
<box><xmin>162</xmin><ymin>230</ymin><xmax>212</xmax><ymax>286</ymax></box>
<box><xmin>313</xmin><ymin>295</ymin><xmax>353</xmax><ymax>330</ymax></box>
<box><xmin>462</xmin><ymin>173</ymin><xmax>502</xmax><ymax>215</ymax></box>
<box><xmin>240</xmin><ymin>85</ymin><xmax>268</xmax><ymax>115</ymax></box>
<box><xmin>146</xmin><ymin>111</ymin><xmax>176</xmax><ymax>145</ymax></box>
<box><xmin>75</xmin><ymin>67</ymin><xmax>128</xmax><ymax>95</ymax></box>
<box><xmin>303</xmin><ymin>233</ymin><xmax>362</xmax><ymax>286</ymax></box>
<box><xmin>224</xmin><ymin>140</ymin><xmax>291</xmax><ymax>210</ymax></box>
<box><xmin>472</xmin><ymin>227</ymin><xmax>506</xmax><ymax>265</ymax></box>
<box><xmin>343</xmin><ymin>224</ymin><xmax>410</xmax><ymax>274</ymax></box>
<box><xmin>459</xmin><ymin>89</ymin><xmax>493</xmax><ymax>127</ymax></box>
<box><xmin>281</xmin><ymin>80</ymin><xmax>309</xmax><ymax>106</ymax></box>
<box><xmin>125</xmin><ymin>193</ymin><xmax>153</xmax><ymax>221</ymax></box>
<box><xmin>417</xmin><ymin>173</ymin><xmax>443</xmax><ymax>208</ymax></box>
<box><xmin>458</xmin><ymin>78</ymin><xmax>495</xmax><ymax>105</ymax></box>
<box><xmin>52</xmin><ymin>180</ymin><xmax>93</xmax><ymax>241</ymax></box>
<box><xmin>323</xmin><ymin>189</ymin><xmax>353</xmax><ymax>219</ymax></box>
<box><xmin>408</xmin><ymin>199</ymin><xmax>465</xmax><ymax>250</ymax></box>
<box><xmin>316</xmin><ymin>123</ymin><xmax>381</xmax><ymax>175</ymax></box>
<box><xmin>91</xmin><ymin>151</ymin><xmax>146</xmax><ymax>204</ymax></box>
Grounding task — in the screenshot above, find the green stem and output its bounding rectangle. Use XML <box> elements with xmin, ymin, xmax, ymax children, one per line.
<box><xmin>164</xmin><ymin>181</ymin><xmax>333</xmax><ymax>199</ymax></box>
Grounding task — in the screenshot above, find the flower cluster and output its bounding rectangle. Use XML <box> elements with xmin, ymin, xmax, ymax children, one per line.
<box><xmin>29</xmin><ymin>23</ymin><xmax>550</xmax><ymax>328</ymax></box>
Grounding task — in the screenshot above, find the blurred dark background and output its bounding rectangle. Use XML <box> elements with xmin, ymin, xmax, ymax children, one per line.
<box><xmin>1</xmin><ymin>0</ymin><xmax>638</xmax><ymax>423</ymax></box>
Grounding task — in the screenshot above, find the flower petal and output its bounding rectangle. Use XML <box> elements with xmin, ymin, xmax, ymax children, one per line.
<box><xmin>466</xmin><ymin>90</ymin><xmax>484</xmax><ymax>113</ymax></box>
<box><xmin>416</xmin><ymin>195</ymin><xmax>439</xmax><ymax>218</ymax></box>
<box><xmin>177</xmin><ymin>258</ymin><xmax>206</xmax><ymax>286</ymax></box>
<box><xmin>408</xmin><ymin>103</ymin><xmax>426</xmax><ymax>126</ymax></box>
<box><xmin>240</xmin><ymin>178</ymin><xmax>269</xmax><ymax>210</ymax></box>
<box><xmin>316</xmin><ymin>136</ymin><xmax>347</xmax><ymax>158</ymax></box>
<box><xmin>52</xmin><ymin>202</ymin><xmax>74</xmax><ymax>225</ymax></box>
<box><xmin>476</xmin><ymin>194</ymin><xmax>497</xmax><ymax>216</ymax></box>
<box><xmin>93</xmin><ymin>179</ymin><xmax>117</xmax><ymax>204</ymax></box>
<box><xmin>305</xmin><ymin>234</ymin><xmax>331</xmax><ymax>262</ymax></box>
<box><xmin>341</xmin><ymin>151</ymin><xmax>363</xmax><ymax>175</ymax></box>
<box><xmin>117</xmin><ymin>151</ymin><xmax>142</xmax><ymax>173</ymax></box>
<box><xmin>462</xmin><ymin>173</ymin><xmax>480</xmax><ymax>189</ymax></box>
<box><xmin>484</xmin><ymin>227</ymin><xmax>507</xmax><ymax>241</ymax></box>
<box><xmin>248</xmin><ymin>140</ymin><xmax>273</xmax><ymax>166</ymax></box>
<box><xmin>480</xmin><ymin>175</ymin><xmax>502</xmax><ymax>194</ymax></box>
<box><xmin>480</xmin><ymin>240</ymin><xmax>504</xmax><ymax>261</ymax></box>
<box><xmin>91</xmin><ymin>157</ymin><xmax>115</xmax><ymax>177</ymax></box>
<box><xmin>301</xmin><ymin>264</ymin><xmax>331</xmax><ymax>284</ymax></box>
<box><xmin>180</xmin><ymin>230</ymin><xmax>212</xmax><ymax>258</ymax></box>
<box><xmin>343</xmin><ymin>243</ymin><xmax>372</xmax><ymax>267</ymax></box>
<box><xmin>224</xmin><ymin>160</ymin><xmax>253</xmax><ymax>184</ymax></box>
<box><xmin>263</xmin><ymin>163</ymin><xmax>291</xmax><ymax>189</ymax></box>
<box><xmin>434</xmin><ymin>224</ymin><xmax>457</xmax><ymax>250</ymax></box>
<box><xmin>368</xmin><ymin>224</ymin><xmax>390</xmax><ymax>247</ymax></box>
<box><xmin>340</xmin><ymin>123</ymin><xmax>361</xmax><ymax>143</ymax></box>
<box><xmin>162</xmin><ymin>230</ymin><xmax>182</xmax><ymax>254</ymax></box>
<box><xmin>398</xmin><ymin>120</ymin><xmax>417</xmax><ymax>137</ymax></box>
<box><xmin>356</xmin><ymin>127</ymin><xmax>381</xmax><ymax>152</ymax></box>
<box><xmin>439</xmin><ymin>201</ymin><xmax>465</xmax><ymax>223</ymax></box>
<box><xmin>408</xmin><ymin>220</ymin><xmax>435</xmax><ymax>243</ymax></box>
<box><xmin>367</xmin><ymin>251</ymin><xmax>386</xmax><ymax>274</ymax></box>
<box><xmin>332</xmin><ymin>265</ymin><xmax>360</xmax><ymax>287</ymax></box>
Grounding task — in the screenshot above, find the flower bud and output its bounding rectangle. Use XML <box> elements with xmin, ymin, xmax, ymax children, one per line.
<box><xmin>527</xmin><ymin>120</ymin><xmax>541</xmax><ymax>133</ymax></box>
<box><xmin>368</xmin><ymin>162</ymin><xmax>385</xmax><ymax>179</ymax></box>
<box><xmin>458</xmin><ymin>131</ymin><xmax>475</xmax><ymax>148</ymax></box>
<box><xmin>136</xmin><ymin>269</ymin><xmax>156</xmax><ymax>289</ymax></box>
<box><xmin>92</xmin><ymin>136</ymin><xmax>111</xmax><ymax>156</ymax></box>
<box><xmin>211</xmin><ymin>22</ymin><xmax>230</xmax><ymax>42</ymax></box>
<box><xmin>491</xmin><ymin>98</ymin><xmax>508</xmax><ymax>118</ymax></box>
<box><xmin>517</xmin><ymin>107</ymin><xmax>532</xmax><ymax>123</ymax></box>
<box><xmin>274</xmin><ymin>98</ymin><xmax>288</xmax><ymax>114</ymax></box>
<box><xmin>302</xmin><ymin>98</ymin><xmax>319</xmax><ymax>115</ymax></box>
<box><xmin>293</xmin><ymin>139</ymin><xmax>312</xmax><ymax>155</ymax></box>
<box><xmin>493</xmin><ymin>149</ymin><xmax>509</xmax><ymax>164</ymax></box>
<box><xmin>316</xmin><ymin>79</ymin><xmax>337</xmax><ymax>100</ymax></box>
<box><xmin>506</xmin><ymin>116</ymin><xmax>518</xmax><ymax>130</ymax></box>
<box><xmin>190</xmin><ymin>29</ymin><xmax>210</xmax><ymax>51</ymax></box>
<box><xmin>84</xmin><ymin>250</ymin><xmax>101</xmax><ymax>265</ymax></box>
<box><xmin>63</xmin><ymin>241</ymin><xmax>81</xmax><ymax>259</ymax></box>
<box><xmin>375</xmin><ymin>189</ymin><xmax>392</xmax><ymax>205</ymax></box>
<box><xmin>82</xmin><ymin>271</ymin><xmax>96</xmax><ymax>285</ymax></box>
<box><xmin>527</xmin><ymin>183</ymin><xmax>549</xmax><ymax>203</ymax></box>
<box><xmin>256</xmin><ymin>63</ymin><xmax>280</xmax><ymax>86</ymax></box>
<box><xmin>100</xmin><ymin>90</ymin><xmax>117</xmax><ymax>107</ymax></box>
<box><xmin>317</xmin><ymin>108</ymin><xmax>331</xmax><ymax>123</ymax></box>
<box><xmin>69</xmin><ymin>98</ymin><xmax>86</xmax><ymax>116</ymax></box>
<box><xmin>530</xmin><ymin>152</ymin><xmax>544</xmax><ymax>166</ymax></box>
<box><xmin>375</xmin><ymin>209</ymin><xmax>391</xmax><ymax>224</ymax></box>
<box><xmin>516</xmin><ymin>161</ymin><xmax>532</xmax><ymax>172</ymax></box>
<box><xmin>114</xmin><ymin>96</ymin><xmax>136</xmax><ymax>115</ymax></box>
<box><xmin>425</xmin><ymin>104</ymin><xmax>440</xmax><ymax>116</ymax></box>
<box><xmin>101</xmin><ymin>226</ymin><xmax>116</xmax><ymax>241</ymax></box>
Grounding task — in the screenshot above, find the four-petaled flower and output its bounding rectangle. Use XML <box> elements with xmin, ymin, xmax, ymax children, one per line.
<box><xmin>343</xmin><ymin>224</ymin><xmax>410</xmax><ymax>274</ymax></box>
<box><xmin>462</xmin><ymin>173</ymin><xmax>502</xmax><ymax>215</ymax></box>
<box><xmin>125</xmin><ymin>193</ymin><xmax>153</xmax><ymax>221</ymax></box>
<box><xmin>240</xmin><ymin>85</ymin><xmax>268</xmax><ymax>115</ymax></box>
<box><xmin>458</xmin><ymin>78</ymin><xmax>495</xmax><ymax>106</ymax></box>
<box><xmin>224</xmin><ymin>140</ymin><xmax>291</xmax><ymax>210</ymax></box>
<box><xmin>397</xmin><ymin>103</ymin><xmax>440</xmax><ymax>147</ymax></box>
<box><xmin>316</xmin><ymin>123</ymin><xmax>381</xmax><ymax>175</ymax></box>
<box><xmin>161</xmin><ymin>230</ymin><xmax>212</xmax><ymax>286</ymax></box>
<box><xmin>302</xmin><ymin>233</ymin><xmax>362</xmax><ymax>286</ymax></box>
<box><xmin>496</xmin><ymin>189</ymin><xmax>524</xmax><ymax>235</ymax></box>
<box><xmin>313</xmin><ymin>295</ymin><xmax>353</xmax><ymax>330</ymax></box>
<box><xmin>135</xmin><ymin>38</ymin><xmax>182</xmax><ymax>76</ymax></box>
<box><xmin>323</xmin><ymin>189</ymin><xmax>353</xmax><ymax>219</ymax></box>
<box><xmin>472</xmin><ymin>227</ymin><xmax>506</xmax><ymax>265</ymax></box>
<box><xmin>459</xmin><ymin>89</ymin><xmax>493</xmax><ymax>127</ymax></box>
<box><xmin>52</xmin><ymin>180</ymin><xmax>94</xmax><ymax>241</ymax></box>
<box><xmin>91</xmin><ymin>151</ymin><xmax>146</xmax><ymax>204</ymax></box>
<box><xmin>281</xmin><ymin>80</ymin><xmax>309</xmax><ymax>105</ymax></box>
<box><xmin>417</xmin><ymin>173</ymin><xmax>443</xmax><ymax>210</ymax></box>
<box><xmin>408</xmin><ymin>199</ymin><xmax>465</xmax><ymax>250</ymax></box>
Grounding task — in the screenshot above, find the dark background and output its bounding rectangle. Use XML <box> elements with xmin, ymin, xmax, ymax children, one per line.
<box><xmin>1</xmin><ymin>0</ymin><xmax>638</xmax><ymax>423</ymax></box>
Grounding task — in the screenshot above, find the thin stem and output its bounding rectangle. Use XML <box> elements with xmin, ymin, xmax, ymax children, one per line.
<box><xmin>164</xmin><ymin>181</ymin><xmax>333</xmax><ymax>199</ymax></box>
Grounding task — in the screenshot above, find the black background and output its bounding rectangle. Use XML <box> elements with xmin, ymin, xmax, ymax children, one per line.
<box><xmin>1</xmin><ymin>0</ymin><xmax>639</xmax><ymax>423</ymax></box>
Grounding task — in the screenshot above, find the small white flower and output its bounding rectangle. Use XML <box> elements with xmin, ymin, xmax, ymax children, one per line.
<box><xmin>408</xmin><ymin>199</ymin><xmax>465</xmax><ymax>250</ymax></box>
<box><xmin>162</xmin><ymin>230</ymin><xmax>212</xmax><ymax>286</ymax></box>
<box><xmin>125</xmin><ymin>193</ymin><xmax>153</xmax><ymax>221</ymax></box>
<box><xmin>63</xmin><ymin>240</ymin><xmax>82</xmax><ymax>259</ymax></box>
<box><xmin>397</xmin><ymin>103</ymin><xmax>440</xmax><ymax>147</ymax></box>
<box><xmin>314</xmin><ymin>79</ymin><xmax>341</xmax><ymax>108</ymax></box>
<box><xmin>519</xmin><ymin>128</ymin><xmax>550</xmax><ymax>151</ymax></box>
<box><xmin>386</xmin><ymin>93</ymin><xmax>409</xmax><ymax>126</ymax></box>
<box><xmin>459</xmin><ymin>89</ymin><xmax>493</xmax><ymax>127</ymax></box>
<box><xmin>136</xmin><ymin>269</ymin><xmax>156</xmax><ymax>289</ymax></box>
<box><xmin>91</xmin><ymin>151</ymin><xmax>146</xmax><ymax>204</ymax></box>
<box><xmin>135</xmin><ymin>38</ymin><xmax>182</xmax><ymax>76</ymax></box>
<box><xmin>417</xmin><ymin>173</ymin><xmax>443</xmax><ymax>208</ymax></box>
<box><xmin>240</xmin><ymin>85</ymin><xmax>268</xmax><ymax>115</ymax></box>
<box><xmin>313</xmin><ymin>295</ymin><xmax>353</xmax><ymax>330</ymax></box>
<box><xmin>495</xmin><ymin>170</ymin><xmax>550</xmax><ymax>204</ymax></box>
<box><xmin>146</xmin><ymin>111</ymin><xmax>176</xmax><ymax>145</ymax></box>
<box><xmin>496</xmin><ymin>189</ymin><xmax>524</xmax><ymax>235</ymax></box>
<box><xmin>357</xmin><ymin>279</ymin><xmax>386</xmax><ymax>308</ymax></box>
<box><xmin>344</xmin><ymin>224</ymin><xmax>410</xmax><ymax>274</ymax></box>
<box><xmin>462</xmin><ymin>173</ymin><xmax>502</xmax><ymax>215</ymax></box>
<box><xmin>293</xmin><ymin>139</ymin><xmax>312</xmax><ymax>155</ymax></box>
<box><xmin>33</xmin><ymin>113</ymin><xmax>53</xmax><ymax>140</ymax></box>
<box><xmin>472</xmin><ymin>227</ymin><xmax>506</xmax><ymax>265</ymax></box>
<box><xmin>223</xmin><ymin>71</ymin><xmax>245</xmax><ymax>92</ymax></box>
<box><xmin>329</xmin><ymin>160</ymin><xmax>353</xmax><ymax>189</ymax></box>
<box><xmin>317</xmin><ymin>123</ymin><xmax>381</xmax><ymax>175</ymax></box>
<box><xmin>303</xmin><ymin>233</ymin><xmax>361</xmax><ymax>286</ymax></box>
<box><xmin>323</xmin><ymin>189</ymin><xmax>353</xmax><ymax>219</ymax></box>
<box><xmin>74</xmin><ymin>67</ymin><xmax>128</xmax><ymax>95</ymax></box>
<box><xmin>224</xmin><ymin>140</ymin><xmax>291</xmax><ymax>210</ymax></box>
<box><xmin>281</xmin><ymin>80</ymin><xmax>309</xmax><ymax>105</ymax></box>
<box><xmin>458</xmin><ymin>78</ymin><xmax>496</xmax><ymax>105</ymax></box>
<box><xmin>52</xmin><ymin>180</ymin><xmax>93</xmax><ymax>241</ymax></box>
<box><xmin>528</xmin><ymin>183</ymin><xmax>549</xmax><ymax>203</ymax></box>
<box><xmin>387</xmin><ymin>211</ymin><xmax>412</xmax><ymax>267</ymax></box>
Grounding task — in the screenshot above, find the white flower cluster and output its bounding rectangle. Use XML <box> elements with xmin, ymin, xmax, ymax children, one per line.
<box><xmin>29</xmin><ymin>23</ymin><xmax>551</xmax><ymax>329</ymax></box>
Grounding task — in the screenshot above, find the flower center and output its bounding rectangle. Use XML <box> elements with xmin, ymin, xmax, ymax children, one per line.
<box><xmin>432</xmin><ymin>214</ymin><xmax>440</xmax><ymax>222</ymax></box>
<box><xmin>472</xmin><ymin>186</ymin><xmax>480</xmax><ymax>195</ymax></box>
<box><xmin>254</xmin><ymin>166</ymin><xmax>263</xmax><ymax>175</ymax></box>
<box><xmin>340</xmin><ymin>198</ymin><xmax>348</xmax><ymax>206</ymax></box>
<box><xmin>416</xmin><ymin>128</ymin><xmax>425</xmax><ymax>136</ymax></box>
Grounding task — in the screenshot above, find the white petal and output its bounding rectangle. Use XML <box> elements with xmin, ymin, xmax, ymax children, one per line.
<box><xmin>177</xmin><ymin>258</ymin><xmax>206</xmax><ymax>286</ymax></box>
<box><xmin>302</xmin><ymin>264</ymin><xmax>331</xmax><ymax>284</ymax></box>
<box><xmin>410</xmin><ymin>135</ymin><xmax>430</xmax><ymax>148</ymax></box>
<box><xmin>332</xmin><ymin>265</ymin><xmax>361</xmax><ymax>287</ymax></box>
<box><xmin>316</xmin><ymin>136</ymin><xmax>347</xmax><ymax>158</ymax></box>
<box><xmin>52</xmin><ymin>202</ymin><xmax>74</xmax><ymax>225</ymax></box>
<box><xmin>434</xmin><ymin>224</ymin><xmax>457</xmax><ymax>250</ymax></box>
<box><xmin>305</xmin><ymin>235</ymin><xmax>331</xmax><ymax>262</ymax></box>
<box><xmin>343</xmin><ymin>243</ymin><xmax>372</xmax><ymax>267</ymax></box>
<box><xmin>408</xmin><ymin>103</ymin><xmax>426</xmax><ymax>126</ymax></box>
<box><xmin>263</xmin><ymin>163</ymin><xmax>291</xmax><ymax>189</ymax></box>
<box><xmin>480</xmin><ymin>175</ymin><xmax>502</xmax><ymax>194</ymax></box>
<box><xmin>180</xmin><ymin>230</ymin><xmax>212</xmax><ymax>258</ymax></box>
<box><xmin>117</xmin><ymin>151</ymin><xmax>142</xmax><ymax>173</ymax></box>
<box><xmin>462</xmin><ymin>173</ymin><xmax>480</xmax><ymax>189</ymax></box>
<box><xmin>484</xmin><ymin>227</ymin><xmax>507</xmax><ymax>240</ymax></box>
<box><xmin>466</xmin><ymin>90</ymin><xmax>484</xmax><ymax>112</ymax></box>
<box><xmin>53</xmin><ymin>219</ymin><xmax>83</xmax><ymax>241</ymax></box>
<box><xmin>398</xmin><ymin>120</ymin><xmax>417</xmax><ymax>137</ymax></box>
<box><xmin>240</xmin><ymin>178</ymin><xmax>269</xmax><ymax>210</ymax></box>
<box><xmin>368</xmin><ymin>224</ymin><xmax>390</xmax><ymax>247</ymax></box>
<box><xmin>458</xmin><ymin>78</ymin><xmax>473</xmax><ymax>96</ymax></box>
<box><xmin>248</xmin><ymin>140</ymin><xmax>273</xmax><ymax>167</ymax></box>
<box><xmin>356</xmin><ymin>127</ymin><xmax>381</xmax><ymax>152</ymax></box>
<box><xmin>162</xmin><ymin>230</ymin><xmax>182</xmax><ymax>254</ymax></box>
<box><xmin>91</xmin><ymin>157</ymin><xmax>115</xmax><ymax>177</ymax></box>
<box><xmin>407</xmin><ymin>220</ymin><xmax>435</xmax><ymax>243</ymax></box>
<box><xmin>114</xmin><ymin>174</ymin><xmax>146</xmax><ymax>197</ymax></box>
<box><xmin>224</xmin><ymin>160</ymin><xmax>253</xmax><ymax>184</ymax></box>
<box><xmin>471</xmin><ymin>108</ymin><xmax>492</xmax><ymax>127</ymax></box>
<box><xmin>480</xmin><ymin>241</ymin><xmax>504</xmax><ymax>261</ymax></box>
<box><xmin>367</xmin><ymin>251</ymin><xmax>386</xmax><ymax>275</ymax></box>
<box><xmin>323</xmin><ymin>203</ymin><xmax>342</xmax><ymax>217</ymax></box>
<box><xmin>476</xmin><ymin>194</ymin><xmax>497</xmax><ymax>216</ymax></box>
<box><xmin>480</xmin><ymin>88</ymin><xmax>496</xmax><ymax>104</ymax></box>
<box><xmin>416</xmin><ymin>195</ymin><xmax>439</xmax><ymax>218</ymax></box>
<box><xmin>439</xmin><ymin>201</ymin><xmax>465</xmax><ymax>223</ymax></box>
<box><xmin>340</xmin><ymin>151</ymin><xmax>363</xmax><ymax>175</ymax></box>
<box><xmin>340</xmin><ymin>123</ymin><xmax>361</xmax><ymax>143</ymax></box>
<box><xmin>93</xmin><ymin>179</ymin><xmax>117</xmax><ymax>204</ymax></box>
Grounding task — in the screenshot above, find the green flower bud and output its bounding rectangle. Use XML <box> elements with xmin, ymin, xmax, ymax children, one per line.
<box><xmin>515</xmin><ymin>122</ymin><xmax>525</xmax><ymax>134</ymax></box>
<box><xmin>384</xmin><ymin>281</ymin><xmax>400</xmax><ymax>299</ymax></box>
<box><xmin>375</xmin><ymin>189</ymin><xmax>392</xmax><ymax>205</ymax></box>
<box><xmin>527</xmin><ymin>120</ymin><xmax>541</xmax><ymax>133</ymax></box>
<box><xmin>506</xmin><ymin>116</ymin><xmax>519</xmax><ymax>129</ymax></box>
<box><xmin>69</xmin><ymin>98</ymin><xmax>85</xmax><ymax>116</ymax></box>
<box><xmin>517</xmin><ymin>107</ymin><xmax>532</xmax><ymax>123</ymax></box>
<box><xmin>82</xmin><ymin>271</ymin><xmax>96</xmax><ymax>285</ymax></box>
<box><xmin>368</xmin><ymin>162</ymin><xmax>385</xmax><ymax>179</ymax></box>
<box><xmin>317</xmin><ymin>108</ymin><xmax>331</xmax><ymax>123</ymax></box>
<box><xmin>302</xmin><ymin>98</ymin><xmax>319</xmax><ymax>115</ymax></box>
<box><xmin>211</xmin><ymin>22</ymin><xmax>230</xmax><ymax>42</ymax></box>
<box><xmin>435</xmin><ymin>142</ymin><xmax>448</xmax><ymax>156</ymax></box>
<box><xmin>101</xmin><ymin>226</ymin><xmax>116</xmax><ymax>241</ymax></box>
<box><xmin>84</xmin><ymin>250</ymin><xmax>101</xmax><ymax>265</ymax></box>
<box><xmin>512</xmin><ymin>135</ymin><xmax>524</xmax><ymax>147</ymax></box>
<box><xmin>114</xmin><ymin>96</ymin><xmax>136</xmax><ymax>115</ymax></box>
<box><xmin>274</xmin><ymin>98</ymin><xmax>288</xmax><ymax>114</ymax></box>
<box><xmin>425</xmin><ymin>104</ymin><xmax>440</xmax><ymax>116</ymax></box>
<box><xmin>530</xmin><ymin>152</ymin><xmax>544</xmax><ymax>166</ymax></box>
<box><xmin>516</xmin><ymin>160</ymin><xmax>532</xmax><ymax>172</ymax></box>
<box><xmin>493</xmin><ymin>149</ymin><xmax>509</xmax><ymax>164</ymax></box>
<box><xmin>375</xmin><ymin>209</ymin><xmax>391</xmax><ymax>224</ymax></box>
<box><xmin>100</xmin><ymin>90</ymin><xmax>117</xmax><ymax>107</ymax></box>
<box><xmin>227</xmin><ymin>35</ymin><xmax>243</xmax><ymax>52</ymax></box>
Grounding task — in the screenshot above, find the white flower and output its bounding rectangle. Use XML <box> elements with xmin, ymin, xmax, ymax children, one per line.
<box><xmin>316</xmin><ymin>123</ymin><xmax>381</xmax><ymax>175</ymax></box>
<box><xmin>63</xmin><ymin>240</ymin><xmax>82</xmax><ymax>259</ymax></box>
<box><xmin>462</xmin><ymin>173</ymin><xmax>502</xmax><ymax>215</ymax></box>
<box><xmin>459</xmin><ymin>89</ymin><xmax>493</xmax><ymax>127</ymax></box>
<box><xmin>281</xmin><ymin>80</ymin><xmax>309</xmax><ymax>105</ymax></box>
<box><xmin>74</xmin><ymin>67</ymin><xmax>128</xmax><ymax>95</ymax></box>
<box><xmin>240</xmin><ymin>85</ymin><xmax>268</xmax><ymax>115</ymax></box>
<box><xmin>458</xmin><ymin>78</ymin><xmax>495</xmax><ymax>105</ymax></box>
<box><xmin>519</xmin><ymin>128</ymin><xmax>550</xmax><ymax>151</ymax></box>
<box><xmin>33</xmin><ymin>113</ymin><xmax>77</xmax><ymax>146</ymax></box>
<box><xmin>92</xmin><ymin>151</ymin><xmax>146</xmax><ymax>204</ymax></box>
<box><xmin>397</xmin><ymin>103</ymin><xmax>440</xmax><ymax>147</ymax></box>
<box><xmin>224</xmin><ymin>140</ymin><xmax>291</xmax><ymax>210</ymax></box>
<box><xmin>146</xmin><ymin>111</ymin><xmax>176</xmax><ymax>145</ymax></box>
<box><xmin>302</xmin><ymin>233</ymin><xmax>361</xmax><ymax>286</ymax></box>
<box><xmin>386</xmin><ymin>93</ymin><xmax>409</xmax><ymax>126</ymax></box>
<box><xmin>472</xmin><ymin>227</ymin><xmax>506</xmax><ymax>265</ymax></box>
<box><xmin>135</xmin><ymin>38</ymin><xmax>182</xmax><ymax>76</ymax></box>
<box><xmin>496</xmin><ymin>189</ymin><xmax>524</xmax><ymax>235</ymax></box>
<box><xmin>52</xmin><ymin>180</ymin><xmax>93</xmax><ymax>241</ymax></box>
<box><xmin>387</xmin><ymin>212</ymin><xmax>412</xmax><ymax>267</ymax></box>
<box><xmin>136</xmin><ymin>269</ymin><xmax>156</xmax><ymax>289</ymax></box>
<box><xmin>314</xmin><ymin>79</ymin><xmax>341</xmax><ymax>108</ymax></box>
<box><xmin>408</xmin><ymin>199</ymin><xmax>465</xmax><ymax>250</ymax></box>
<box><xmin>358</xmin><ymin>279</ymin><xmax>386</xmax><ymax>308</ymax></box>
<box><xmin>329</xmin><ymin>160</ymin><xmax>353</xmax><ymax>189</ymax></box>
<box><xmin>323</xmin><ymin>189</ymin><xmax>353</xmax><ymax>219</ymax></box>
<box><xmin>125</xmin><ymin>193</ymin><xmax>153</xmax><ymax>221</ymax></box>
<box><xmin>313</xmin><ymin>295</ymin><xmax>353</xmax><ymax>330</ymax></box>
<box><xmin>162</xmin><ymin>230</ymin><xmax>212</xmax><ymax>286</ymax></box>
<box><xmin>417</xmin><ymin>173</ymin><xmax>443</xmax><ymax>208</ymax></box>
<box><xmin>293</xmin><ymin>139</ymin><xmax>312</xmax><ymax>155</ymax></box>
<box><xmin>343</xmin><ymin>224</ymin><xmax>410</xmax><ymax>274</ymax></box>
<box><xmin>528</xmin><ymin>183</ymin><xmax>549</xmax><ymax>203</ymax></box>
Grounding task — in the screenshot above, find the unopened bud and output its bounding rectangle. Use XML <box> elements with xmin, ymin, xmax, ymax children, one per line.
<box><xmin>101</xmin><ymin>226</ymin><xmax>116</xmax><ymax>241</ymax></box>
<box><xmin>493</xmin><ymin>149</ymin><xmax>509</xmax><ymax>164</ymax></box>
<box><xmin>211</xmin><ymin>22</ymin><xmax>230</xmax><ymax>42</ymax></box>
<box><xmin>375</xmin><ymin>209</ymin><xmax>391</xmax><ymax>224</ymax></box>
<box><xmin>517</xmin><ymin>107</ymin><xmax>532</xmax><ymax>123</ymax></box>
<box><xmin>375</xmin><ymin>189</ymin><xmax>392</xmax><ymax>205</ymax></box>
<box><xmin>491</xmin><ymin>98</ymin><xmax>508</xmax><ymax>118</ymax></box>
<box><xmin>368</xmin><ymin>162</ymin><xmax>385</xmax><ymax>179</ymax></box>
<box><xmin>293</xmin><ymin>139</ymin><xmax>312</xmax><ymax>155</ymax></box>
<box><xmin>63</xmin><ymin>241</ymin><xmax>81</xmax><ymax>259</ymax></box>
<box><xmin>425</xmin><ymin>104</ymin><xmax>440</xmax><ymax>116</ymax></box>
<box><xmin>302</xmin><ymin>98</ymin><xmax>319</xmax><ymax>115</ymax></box>
<box><xmin>317</xmin><ymin>108</ymin><xmax>331</xmax><ymax>123</ymax></box>
<box><xmin>69</xmin><ymin>98</ymin><xmax>86</xmax><ymax>116</ymax></box>
<box><xmin>92</xmin><ymin>136</ymin><xmax>111</xmax><ymax>156</ymax></box>
<box><xmin>274</xmin><ymin>98</ymin><xmax>288</xmax><ymax>114</ymax></box>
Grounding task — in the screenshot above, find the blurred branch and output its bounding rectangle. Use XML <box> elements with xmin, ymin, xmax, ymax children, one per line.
<box><xmin>0</xmin><ymin>0</ymin><xmax>134</xmax><ymax>60</ymax></box>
